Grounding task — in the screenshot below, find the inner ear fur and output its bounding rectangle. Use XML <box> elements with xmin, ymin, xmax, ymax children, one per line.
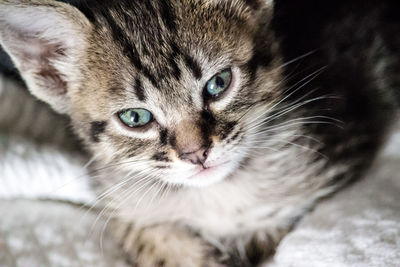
<box><xmin>0</xmin><ymin>0</ymin><xmax>92</xmax><ymax>113</ymax></box>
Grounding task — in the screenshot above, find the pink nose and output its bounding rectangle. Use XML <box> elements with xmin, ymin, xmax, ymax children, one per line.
<box><xmin>179</xmin><ymin>147</ymin><xmax>209</xmax><ymax>166</ymax></box>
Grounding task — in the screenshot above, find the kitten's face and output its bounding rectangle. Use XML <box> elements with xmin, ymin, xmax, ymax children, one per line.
<box><xmin>0</xmin><ymin>0</ymin><xmax>282</xmax><ymax>187</ymax></box>
<box><xmin>68</xmin><ymin>0</ymin><xmax>282</xmax><ymax>187</ymax></box>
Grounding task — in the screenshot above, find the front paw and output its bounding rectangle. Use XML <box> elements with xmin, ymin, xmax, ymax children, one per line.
<box><xmin>120</xmin><ymin>224</ymin><xmax>224</xmax><ymax>267</ymax></box>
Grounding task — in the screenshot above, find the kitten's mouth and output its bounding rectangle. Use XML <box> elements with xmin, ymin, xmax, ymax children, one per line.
<box><xmin>190</xmin><ymin>166</ymin><xmax>217</xmax><ymax>178</ymax></box>
<box><xmin>170</xmin><ymin>159</ymin><xmax>238</xmax><ymax>187</ymax></box>
<box><xmin>188</xmin><ymin>161</ymin><xmax>228</xmax><ymax>180</ymax></box>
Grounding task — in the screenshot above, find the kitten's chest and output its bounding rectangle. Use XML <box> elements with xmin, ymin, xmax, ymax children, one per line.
<box><xmin>128</xmin><ymin>191</ymin><xmax>276</xmax><ymax>236</ymax></box>
<box><xmin>117</xmin><ymin>171</ymin><xmax>315</xmax><ymax>237</ymax></box>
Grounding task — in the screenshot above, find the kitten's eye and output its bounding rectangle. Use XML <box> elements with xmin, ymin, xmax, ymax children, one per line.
<box><xmin>204</xmin><ymin>69</ymin><xmax>232</xmax><ymax>98</ymax></box>
<box><xmin>118</xmin><ymin>108</ymin><xmax>153</xmax><ymax>128</ymax></box>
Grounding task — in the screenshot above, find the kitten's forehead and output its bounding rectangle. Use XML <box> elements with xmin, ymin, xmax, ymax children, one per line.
<box><xmin>84</xmin><ymin>0</ymin><xmax>258</xmax><ymax>87</ymax></box>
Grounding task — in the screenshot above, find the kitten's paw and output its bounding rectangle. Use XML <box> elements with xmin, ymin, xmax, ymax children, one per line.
<box><xmin>119</xmin><ymin>224</ymin><xmax>221</xmax><ymax>267</ymax></box>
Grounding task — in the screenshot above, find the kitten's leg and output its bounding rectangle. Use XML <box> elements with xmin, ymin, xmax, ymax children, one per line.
<box><xmin>225</xmin><ymin>227</ymin><xmax>289</xmax><ymax>267</ymax></box>
<box><xmin>112</xmin><ymin>220</ymin><xmax>224</xmax><ymax>267</ymax></box>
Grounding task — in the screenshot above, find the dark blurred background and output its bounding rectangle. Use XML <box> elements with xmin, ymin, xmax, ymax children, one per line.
<box><xmin>0</xmin><ymin>46</ymin><xmax>16</xmax><ymax>77</ymax></box>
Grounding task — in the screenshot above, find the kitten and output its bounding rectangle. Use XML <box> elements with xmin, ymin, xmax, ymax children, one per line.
<box><xmin>0</xmin><ymin>0</ymin><xmax>399</xmax><ymax>266</ymax></box>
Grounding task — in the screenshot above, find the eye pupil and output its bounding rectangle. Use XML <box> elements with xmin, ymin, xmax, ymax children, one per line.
<box><xmin>216</xmin><ymin>76</ymin><xmax>224</xmax><ymax>88</ymax></box>
<box><xmin>119</xmin><ymin>108</ymin><xmax>153</xmax><ymax>128</ymax></box>
<box><xmin>132</xmin><ymin>112</ymin><xmax>139</xmax><ymax>123</ymax></box>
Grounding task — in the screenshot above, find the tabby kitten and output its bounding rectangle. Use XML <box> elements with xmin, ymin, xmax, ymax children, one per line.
<box><xmin>0</xmin><ymin>0</ymin><xmax>398</xmax><ymax>266</ymax></box>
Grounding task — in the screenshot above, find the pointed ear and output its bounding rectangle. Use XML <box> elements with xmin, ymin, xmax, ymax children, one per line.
<box><xmin>215</xmin><ymin>0</ymin><xmax>274</xmax><ymax>27</ymax></box>
<box><xmin>0</xmin><ymin>0</ymin><xmax>92</xmax><ymax>113</ymax></box>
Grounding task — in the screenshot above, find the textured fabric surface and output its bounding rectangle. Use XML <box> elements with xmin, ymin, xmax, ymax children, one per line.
<box><xmin>0</xmin><ymin>200</ymin><xmax>129</xmax><ymax>267</ymax></box>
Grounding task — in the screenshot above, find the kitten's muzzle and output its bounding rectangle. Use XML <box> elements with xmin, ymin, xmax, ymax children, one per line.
<box><xmin>179</xmin><ymin>146</ymin><xmax>209</xmax><ymax>167</ymax></box>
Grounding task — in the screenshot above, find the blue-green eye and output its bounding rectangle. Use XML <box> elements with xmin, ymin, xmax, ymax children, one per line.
<box><xmin>118</xmin><ymin>108</ymin><xmax>153</xmax><ymax>128</ymax></box>
<box><xmin>204</xmin><ymin>69</ymin><xmax>232</xmax><ymax>98</ymax></box>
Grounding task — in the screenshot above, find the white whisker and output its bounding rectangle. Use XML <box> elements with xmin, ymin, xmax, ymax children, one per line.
<box><xmin>99</xmin><ymin>174</ymin><xmax>158</xmax><ymax>253</ymax></box>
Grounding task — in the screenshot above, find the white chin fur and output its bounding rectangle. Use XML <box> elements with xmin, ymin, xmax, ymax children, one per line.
<box><xmin>166</xmin><ymin>161</ymin><xmax>239</xmax><ymax>188</ymax></box>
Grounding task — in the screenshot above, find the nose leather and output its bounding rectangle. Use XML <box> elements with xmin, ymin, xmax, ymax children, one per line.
<box><xmin>179</xmin><ymin>147</ymin><xmax>209</xmax><ymax>166</ymax></box>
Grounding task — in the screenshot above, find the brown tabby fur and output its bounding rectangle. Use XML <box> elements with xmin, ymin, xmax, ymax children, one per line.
<box><xmin>0</xmin><ymin>0</ymin><xmax>399</xmax><ymax>266</ymax></box>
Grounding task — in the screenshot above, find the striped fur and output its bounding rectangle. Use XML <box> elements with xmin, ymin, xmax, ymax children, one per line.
<box><xmin>0</xmin><ymin>0</ymin><xmax>399</xmax><ymax>266</ymax></box>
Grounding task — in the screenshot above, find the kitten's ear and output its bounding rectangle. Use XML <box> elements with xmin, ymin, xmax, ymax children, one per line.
<box><xmin>218</xmin><ymin>0</ymin><xmax>274</xmax><ymax>26</ymax></box>
<box><xmin>242</xmin><ymin>0</ymin><xmax>274</xmax><ymax>9</ymax></box>
<box><xmin>0</xmin><ymin>0</ymin><xmax>92</xmax><ymax>113</ymax></box>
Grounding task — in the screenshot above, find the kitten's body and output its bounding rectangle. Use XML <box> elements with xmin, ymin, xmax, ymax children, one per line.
<box><xmin>0</xmin><ymin>0</ymin><xmax>399</xmax><ymax>266</ymax></box>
